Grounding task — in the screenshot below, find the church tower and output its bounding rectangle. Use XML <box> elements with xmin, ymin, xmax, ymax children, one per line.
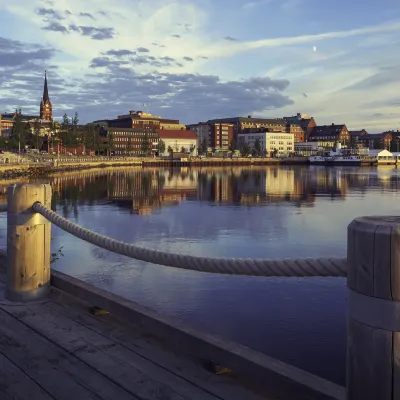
<box><xmin>40</xmin><ymin>71</ymin><xmax>52</xmax><ymax>121</ymax></box>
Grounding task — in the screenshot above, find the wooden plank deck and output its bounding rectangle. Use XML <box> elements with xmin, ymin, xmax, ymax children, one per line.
<box><xmin>0</xmin><ymin>280</ymin><xmax>270</xmax><ymax>400</ymax></box>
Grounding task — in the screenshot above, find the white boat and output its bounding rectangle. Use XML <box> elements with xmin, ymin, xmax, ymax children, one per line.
<box><xmin>328</xmin><ymin>155</ymin><xmax>361</xmax><ymax>165</ymax></box>
<box><xmin>309</xmin><ymin>143</ymin><xmax>363</xmax><ymax>165</ymax></box>
<box><xmin>309</xmin><ymin>155</ymin><xmax>328</xmax><ymax>164</ymax></box>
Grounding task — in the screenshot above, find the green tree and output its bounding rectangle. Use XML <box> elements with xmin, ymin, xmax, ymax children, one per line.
<box><xmin>189</xmin><ymin>144</ymin><xmax>196</xmax><ymax>154</ymax></box>
<box><xmin>12</xmin><ymin>109</ymin><xmax>27</xmax><ymax>152</ymax></box>
<box><xmin>240</xmin><ymin>143</ymin><xmax>250</xmax><ymax>156</ymax></box>
<box><xmin>127</xmin><ymin>137</ymin><xmax>133</xmax><ymax>155</ymax></box>
<box><xmin>157</xmin><ymin>139</ymin><xmax>166</xmax><ymax>155</ymax></box>
<box><xmin>181</xmin><ymin>146</ymin><xmax>186</xmax><ymax>153</ymax></box>
<box><xmin>229</xmin><ymin>138</ymin><xmax>236</xmax><ymax>152</ymax></box>
<box><xmin>82</xmin><ymin>124</ymin><xmax>101</xmax><ymax>153</ymax></box>
<box><xmin>167</xmin><ymin>145</ymin><xmax>173</xmax><ymax>154</ymax></box>
<box><xmin>32</xmin><ymin>119</ymin><xmax>44</xmax><ymax>150</ymax></box>
<box><xmin>254</xmin><ymin>138</ymin><xmax>261</xmax><ymax>156</ymax></box>
<box><xmin>107</xmin><ymin>132</ymin><xmax>115</xmax><ymax>156</ymax></box>
<box><xmin>198</xmin><ymin>138</ymin><xmax>206</xmax><ymax>155</ymax></box>
<box><xmin>141</xmin><ymin>132</ymin><xmax>151</xmax><ymax>155</ymax></box>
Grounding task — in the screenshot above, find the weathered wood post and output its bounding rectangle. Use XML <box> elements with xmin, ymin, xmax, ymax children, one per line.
<box><xmin>6</xmin><ymin>183</ymin><xmax>52</xmax><ymax>301</ymax></box>
<box><xmin>347</xmin><ymin>216</ymin><xmax>400</xmax><ymax>400</ymax></box>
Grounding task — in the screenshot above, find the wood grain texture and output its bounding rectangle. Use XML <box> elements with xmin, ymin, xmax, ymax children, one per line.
<box><xmin>347</xmin><ymin>218</ymin><xmax>377</xmax><ymax>296</ymax></box>
<box><xmin>347</xmin><ymin>319</ymin><xmax>392</xmax><ymax>400</ymax></box>
<box><xmin>45</xmin><ymin>290</ymin><xmax>268</xmax><ymax>400</ymax></box>
<box><xmin>5</xmin><ymin>303</ymin><xmax>214</xmax><ymax>400</ymax></box>
<box><xmin>0</xmin><ymin>307</ymin><xmax>138</xmax><ymax>400</ymax></box>
<box><xmin>373</xmin><ymin>224</ymin><xmax>392</xmax><ymax>299</ymax></box>
<box><xmin>391</xmin><ymin>226</ymin><xmax>400</xmax><ymax>301</ymax></box>
<box><xmin>6</xmin><ymin>184</ymin><xmax>52</xmax><ymax>301</ymax></box>
<box><xmin>0</xmin><ymin>352</ymin><xmax>54</xmax><ymax>400</ymax></box>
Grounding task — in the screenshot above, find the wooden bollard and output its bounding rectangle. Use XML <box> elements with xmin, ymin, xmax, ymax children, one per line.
<box><xmin>6</xmin><ymin>184</ymin><xmax>52</xmax><ymax>302</ymax></box>
<box><xmin>347</xmin><ymin>217</ymin><xmax>400</xmax><ymax>400</ymax></box>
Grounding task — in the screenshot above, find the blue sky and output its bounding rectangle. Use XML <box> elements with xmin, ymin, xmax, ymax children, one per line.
<box><xmin>0</xmin><ymin>0</ymin><xmax>399</xmax><ymax>132</ymax></box>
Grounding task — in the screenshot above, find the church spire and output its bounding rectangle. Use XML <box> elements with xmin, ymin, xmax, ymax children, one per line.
<box><xmin>40</xmin><ymin>70</ymin><xmax>52</xmax><ymax>121</ymax></box>
<box><xmin>43</xmin><ymin>70</ymin><xmax>50</xmax><ymax>103</ymax></box>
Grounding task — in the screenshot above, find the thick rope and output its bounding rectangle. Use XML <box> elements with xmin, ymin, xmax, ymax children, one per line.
<box><xmin>33</xmin><ymin>202</ymin><xmax>347</xmax><ymax>277</ymax></box>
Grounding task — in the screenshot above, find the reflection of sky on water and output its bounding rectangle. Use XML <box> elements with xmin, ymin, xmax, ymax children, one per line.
<box><xmin>1</xmin><ymin>165</ymin><xmax>400</xmax><ymax>385</ymax></box>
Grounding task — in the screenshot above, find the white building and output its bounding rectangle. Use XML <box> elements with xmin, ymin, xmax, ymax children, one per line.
<box><xmin>158</xmin><ymin>130</ymin><xmax>198</xmax><ymax>156</ymax></box>
<box><xmin>237</xmin><ymin>132</ymin><xmax>294</xmax><ymax>156</ymax></box>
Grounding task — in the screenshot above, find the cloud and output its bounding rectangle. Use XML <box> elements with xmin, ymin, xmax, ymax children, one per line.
<box><xmin>78</xmin><ymin>26</ymin><xmax>115</xmax><ymax>40</ymax></box>
<box><xmin>199</xmin><ymin>56</ymin><xmax>209</xmax><ymax>60</ymax></box>
<box><xmin>242</xmin><ymin>0</ymin><xmax>273</xmax><ymax>9</ymax></box>
<box><xmin>137</xmin><ymin>47</ymin><xmax>150</xmax><ymax>53</ymax></box>
<box><xmin>171</xmin><ymin>34</ymin><xmax>181</xmax><ymax>38</ymax></box>
<box><xmin>65</xmin><ymin>10</ymin><xmax>72</xmax><ymax>15</ymax></box>
<box><xmin>237</xmin><ymin>21</ymin><xmax>400</xmax><ymax>51</ymax></box>
<box><xmin>104</xmin><ymin>49</ymin><xmax>136</xmax><ymax>57</ymax></box>
<box><xmin>302</xmin><ymin>92</ymin><xmax>308</xmax><ymax>98</ymax></box>
<box><xmin>43</xmin><ymin>22</ymin><xmax>69</xmax><ymax>33</ymax></box>
<box><xmin>36</xmin><ymin>7</ymin><xmax>62</xmax><ymax>18</ymax></box>
<box><xmin>80</xmin><ymin>12</ymin><xmax>95</xmax><ymax>20</ymax></box>
<box><xmin>345</xmin><ymin>66</ymin><xmax>400</xmax><ymax>91</ymax></box>
<box><xmin>84</xmin><ymin>56</ymin><xmax>293</xmax><ymax>122</ymax></box>
<box><xmin>183</xmin><ymin>56</ymin><xmax>194</xmax><ymax>62</ymax></box>
<box><xmin>0</xmin><ymin>37</ymin><xmax>62</xmax><ymax>113</ymax></box>
<box><xmin>224</xmin><ymin>36</ymin><xmax>238</xmax><ymax>41</ymax></box>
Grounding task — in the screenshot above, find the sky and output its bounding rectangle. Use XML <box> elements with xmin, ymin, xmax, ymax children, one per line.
<box><xmin>0</xmin><ymin>0</ymin><xmax>399</xmax><ymax>132</ymax></box>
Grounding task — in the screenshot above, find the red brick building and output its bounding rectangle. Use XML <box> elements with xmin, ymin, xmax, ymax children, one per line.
<box><xmin>208</xmin><ymin>122</ymin><xmax>234</xmax><ymax>150</ymax></box>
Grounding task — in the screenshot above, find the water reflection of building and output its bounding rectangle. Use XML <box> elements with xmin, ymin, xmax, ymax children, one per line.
<box><xmin>106</xmin><ymin>169</ymin><xmax>197</xmax><ymax>214</ymax></box>
<box><xmin>9</xmin><ymin>166</ymin><xmax>400</xmax><ymax>217</ymax></box>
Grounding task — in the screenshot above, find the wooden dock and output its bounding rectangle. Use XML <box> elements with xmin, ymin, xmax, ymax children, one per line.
<box><xmin>0</xmin><ymin>278</ymin><xmax>270</xmax><ymax>400</ymax></box>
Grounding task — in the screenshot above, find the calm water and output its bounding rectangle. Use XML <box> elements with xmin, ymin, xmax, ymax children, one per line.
<box><xmin>2</xmin><ymin>165</ymin><xmax>400</xmax><ymax>385</ymax></box>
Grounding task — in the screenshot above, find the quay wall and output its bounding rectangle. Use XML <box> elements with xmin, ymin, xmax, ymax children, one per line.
<box><xmin>0</xmin><ymin>157</ymin><xmax>307</xmax><ymax>179</ymax></box>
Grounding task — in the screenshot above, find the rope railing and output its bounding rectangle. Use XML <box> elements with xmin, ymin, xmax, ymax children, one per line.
<box><xmin>32</xmin><ymin>201</ymin><xmax>348</xmax><ymax>277</ymax></box>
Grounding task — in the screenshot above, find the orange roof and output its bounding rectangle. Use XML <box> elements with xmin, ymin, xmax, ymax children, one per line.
<box><xmin>157</xmin><ymin>129</ymin><xmax>197</xmax><ymax>140</ymax></box>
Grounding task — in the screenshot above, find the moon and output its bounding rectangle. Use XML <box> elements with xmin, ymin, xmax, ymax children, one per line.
<box><xmin>313</xmin><ymin>46</ymin><xmax>317</xmax><ymax>52</ymax></box>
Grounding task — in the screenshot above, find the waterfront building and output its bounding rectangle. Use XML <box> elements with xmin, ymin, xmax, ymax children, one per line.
<box><xmin>286</xmin><ymin>123</ymin><xmax>305</xmax><ymax>142</ymax></box>
<box><xmin>237</xmin><ymin>131</ymin><xmax>294</xmax><ymax>156</ymax></box>
<box><xmin>309</xmin><ymin>124</ymin><xmax>350</xmax><ymax>146</ymax></box>
<box><xmin>349</xmin><ymin>129</ymin><xmax>368</xmax><ymax>148</ymax></box>
<box><xmin>187</xmin><ymin>122</ymin><xmax>210</xmax><ymax>150</ymax></box>
<box><xmin>107</xmin><ymin>110</ymin><xmax>185</xmax><ymax>130</ymax></box>
<box><xmin>206</xmin><ymin>116</ymin><xmax>287</xmax><ymax>144</ymax></box>
<box><xmin>101</xmin><ymin>126</ymin><xmax>159</xmax><ymax>155</ymax></box>
<box><xmin>283</xmin><ymin>113</ymin><xmax>317</xmax><ymax>140</ymax></box>
<box><xmin>187</xmin><ymin>122</ymin><xmax>234</xmax><ymax>151</ymax></box>
<box><xmin>358</xmin><ymin>132</ymin><xmax>393</xmax><ymax>149</ymax></box>
<box><xmin>157</xmin><ymin>129</ymin><xmax>197</xmax><ymax>156</ymax></box>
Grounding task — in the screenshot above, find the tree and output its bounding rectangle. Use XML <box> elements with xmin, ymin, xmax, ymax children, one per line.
<box><xmin>12</xmin><ymin>109</ymin><xmax>27</xmax><ymax>152</ymax></box>
<box><xmin>141</xmin><ymin>132</ymin><xmax>151</xmax><ymax>155</ymax></box>
<box><xmin>127</xmin><ymin>137</ymin><xmax>133</xmax><ymax>155</ymax></box>
<box><xmin>157</xmin><ymin>139</ymin><xmax>165</xmax><ymax>155</ymax></box>
<box><xmin>167</xmin><ymin>145</ymin><xmax>173</xmax><ymax>154</ymax></box>
<box><xmin>189</xmin><ymin>144</ymin><xmax>196</xmax><ymax>154</ymax></box>
<box><xmin>181</xmin><ymin>146</ymin><xmax>186</xmax><ymax>153</ymax></box>
<box><xmin>32</xmin><ymin>119</ymin><xmax>44</xmax><ymax>150</ymax></box>
<box><xmin>107</xmin><ymin>132</ymin><xmax>115</xmax><ymax>156</ymax></box>
<box><xmin>229</xmin><ymin>138</ymin><xmax>236</xmax><ymax>152</ymax></box>
<box><xmin>254</xmin><ymin>138</ymin><xmax>261</xmax><ymax>156</ymax></box>
<box><xmin>240</xmin><ymin>143</ymin><xmax>250</xmax><ymax>156</ymax></box>
<box><xmin>82</xmin><ymin>124</ymin><xmax>101</xmax><ymax>154</ymax></box>
<box><xmin>198</xmin><ymin>137</ymin><xmax>207</xmax><ymax>155</ymax></box>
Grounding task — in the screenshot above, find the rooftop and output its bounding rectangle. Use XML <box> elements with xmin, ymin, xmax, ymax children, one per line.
<box><xmin>157</xmin><ymin>129</ymin><xmax>197</xmax><ymax>140</ymax></box>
